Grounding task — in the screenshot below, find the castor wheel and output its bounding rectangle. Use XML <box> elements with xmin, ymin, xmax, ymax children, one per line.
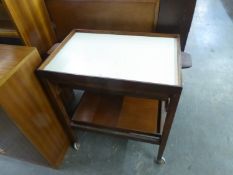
<box><xmin>155</xmin><ymin>157</ymin><xmax>166</xmax><ymax>164</ymax></box>
<box><xmin>73</xmin><ymin>142</ymin><xmax>80</xmax><ymax>151</ymax></box>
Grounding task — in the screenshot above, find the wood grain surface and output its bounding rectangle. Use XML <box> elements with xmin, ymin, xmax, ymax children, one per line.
<box><xmin>2</xmin><ymin>0</ymin><xmax>56</xmax><ymax>55</ymax></box>
<box><xmin>0</xmin><ymin>45</ymin><xmax>69</xmax><ymax>167</ymax></box>
<box><xmin>0</xmin><ymin>107</ymin><xmax>49</xmax><ymax>166</ymax></box>
<box><xmin>0</xmin><ymin>20</ymin><xmax>19</xmax><ymax>38</ymax></box>
<box><xmin>45</xmin><ymin>0</ymin><xmax>160</xmax><ymax>41</ymax></box>
<box><xmin>0</xmin><ymin>44</ymin><xmax>34</xmax><ymax>86</ymax></box>
<box><xmin>0</xmin><ymin>3</ymin><xmax>19</xmax><ymax>38</ymax></box>
<box><xmin>72</xmin><ymin>92</ymin><xmax>159</xmax><ymax>134</ymax></box>
<box><xmin>157</xmin><ymin>0</ymin><xmax>197</xmax><ymax>50</ymax></box>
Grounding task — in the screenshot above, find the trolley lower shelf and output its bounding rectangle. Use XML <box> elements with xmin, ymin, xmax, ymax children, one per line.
<box><xmin>71</xmin><ymin>92</ymin><xmax>165</xmax><ymax>143</ymax></box>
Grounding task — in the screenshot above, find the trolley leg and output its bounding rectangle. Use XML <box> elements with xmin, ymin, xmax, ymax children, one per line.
<box><xmin>156</xmin><ymin>94</ymin><xmax>181</xmax><ymax>164</ymax></box>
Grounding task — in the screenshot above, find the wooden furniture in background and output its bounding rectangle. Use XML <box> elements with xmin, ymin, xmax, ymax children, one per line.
<box><xmin>45</xmin><ymin>0</ymin><xmax>196</xmax><ymax>50</ymax></box>
<box><xmin>157</xmin><ymin>0</ymin><xmax>197</xmax><ymax>50</ymax></box>
<box><xmin>1</xmin><ymin>0</ymin><xmax>196</xmax><ymax>51</ymax></box>
<box><xmin>37</xmin><ymin>30</ymin><xmax>183</xmax><ymax>164</ymax></box>
<box><xmin>0</xmin><ymin>44</ymin><xmax>69</xmax><ymax>167</ymax></box>
<box><xmin>0</xmin><ymin>20</ymin><xmax>18</xmax><ymax>38</ymax></box>
<box><xmin>0</xmin><ymin>2</ymin><xmax>19</xmax><ymax>38</ymax></box>
<box><xmin>45</xmin><ymin>0</ymin><xmax>160</xmax><ymax>41</ymax></box>
<box><xmin>2</xmin><ymin>0</ymin><xmax>57</xmax><ymax>56</ymax></box>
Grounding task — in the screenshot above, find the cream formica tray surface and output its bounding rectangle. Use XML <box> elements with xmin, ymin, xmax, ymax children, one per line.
<box><xmin>44</xmin><ymin>32</ymin><xmax>179</xmax><ymax>86</ymax></box>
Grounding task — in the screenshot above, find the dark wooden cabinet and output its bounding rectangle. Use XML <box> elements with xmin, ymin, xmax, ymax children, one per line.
<box><xmin>157</xmin><ymin>0</ymin><xmax>197</xmax><ymax>50</ymax></box>
<box><xmin>45</xmin><ymin>0</ymin><xmax>160</xmax><ymax>41</ymax></box>
<box><xmin>45</xmin><ymin>0</ymin><xmax>196</xmax><ymax>50</ymax></box>
<box><xmin>0</xmin><ymin>0</ymin><xmax>196</xmax><ymax>51</ymax></box>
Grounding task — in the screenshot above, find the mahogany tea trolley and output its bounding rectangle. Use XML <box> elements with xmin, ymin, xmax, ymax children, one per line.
<box><xmin>37</xmin><ymin>29</ymin><xmax>182</xmax><ymax>164</ymax></box>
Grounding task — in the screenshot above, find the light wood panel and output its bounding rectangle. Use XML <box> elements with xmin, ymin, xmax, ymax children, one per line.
<box><xmin>0</xmin><ymin>44</ymin><xmax>69</xmax><ymax>167</ymax></box>
<box><xmin>72</xmin><ymin>92</ymin><xmax>159</xmax><ymax>134</ymax></box>
<box><xmin>45</xmin><ymin>0</ymin><xmax>160</xmax><ymax>41</ymax></box>
<box><xmin>0</xmin><ymin>44</ymin><xmax>33</xmax><ymax>85</ymax></box>
<box><xmin>2</xmin><ymin>0</ymin><xmax>56</xmax><ymax>55</ymax></box>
